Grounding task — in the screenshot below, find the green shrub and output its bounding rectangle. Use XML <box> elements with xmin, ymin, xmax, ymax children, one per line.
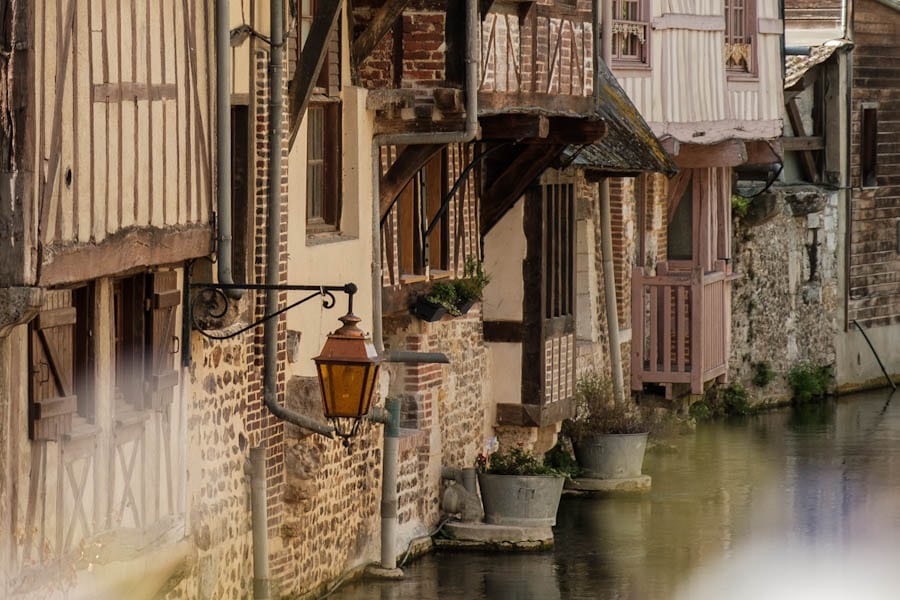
<box><xmin>787</xmin><ymin>363</ymin><xmax>833</xmax><ymax>403</ymax></box>
<box><xmin>751</xmin><ymin>361</ymin><xmax>775</xmax><ymax>387</ymax></box>
<box><xmin>543</xmin><ymin>444</ymin><xmax>580</xmax><ymax>479</ymax></box>
<box><xmin>478</xmin><ymin>447</ymin><xmax>561</xmax><ymax>476</ymax></box>
<box><xmin>689</xmin><ymin>401</ymin><xmax>711</xmax><ymax>420</ymax></box>
<box><xmin>732</xmin><ymin>194</ymin><xmax>751</xmax><ymax>218</ymax></box>
<box><xmin>721</xmin><ymin>383</ymin><xmax>753</xmax><ymax>416</ymax></box>
<box><xmin>425</xmin><ymin>282</ymin><xmax>461</xmax><ymax>316</ymax></box>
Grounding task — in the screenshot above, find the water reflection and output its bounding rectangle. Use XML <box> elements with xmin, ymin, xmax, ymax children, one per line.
<box><xmin>332</xmin><ymin>389</ymin><xmax>900</xmax><ymax>599</ymax></box>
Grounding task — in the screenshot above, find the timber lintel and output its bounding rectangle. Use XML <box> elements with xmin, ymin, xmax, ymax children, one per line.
<box><xmin>480</xmin><ymin>114</ymin><xmax>550</xmax><ymax>140</ymax></box>
<box><xmin>672</xmin><ymin>139</ymin><xmax>748</xmax><ymax>168</ymax></box>
<box><xmin>288</xmin><ymin>0</ymin><xmax>342</xmax><ymax>148</ymax></box>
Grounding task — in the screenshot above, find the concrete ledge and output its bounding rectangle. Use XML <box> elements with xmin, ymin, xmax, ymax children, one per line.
<box><xmin>564</xmin><ymin>475</ymin><xmax>652</xmax><ymax>494</ymax></box>
<box><xmin>437</xmin><ymin>522</ymin><xmax>554</xmax><ymax>550</ymax></box>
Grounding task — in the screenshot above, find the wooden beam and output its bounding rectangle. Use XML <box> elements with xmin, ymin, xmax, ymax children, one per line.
<box><xmin>288</xmin><ymin>0</ymin><xmax>342</xmax><ymax>148</ymax></box>
<box><xmin>351</xmin><ymin>0</ymin><xmax>411</xmax><ymax>70</ymax></box>
<box><xmin>480</xmin><ymin>115</ymin><xmax>550</xmax><ymax>140</ymax></box>
<box><xmin>39</xmin><ymin>225</ymin><xmax>212</xmax><ymax>286</ymax></box>
<box><xmin>782</xmin><ymin>136</ymin><xmax>824</xmax><ymax>152</ymax></box>
<box><xmin>673</xmin><ymin>140</ymin><xmax>748</xmax><ymax>168</ymax></box>
<box><xmin>744</xmin><ymin>139</ymin><xmax>783</xmax><ymax>165</ymax></box>
<box><xmin>481</xmin><ymin>144</ymin><xmax>565</xmax><ymax>235</ymax></box>
<box><xmin>785</xmin><ymin>97</ymin><xmax>819</xmax><ymax>182</ymax></box>
<box><xmin>379</xmin><ymin>144</ymin><xmax>445</xmax><ymax>221</ymax></box>
<box><xmin>538</xmin><ymin>117</ymin><xmax>607</xmax><ymax>145</ymax></box>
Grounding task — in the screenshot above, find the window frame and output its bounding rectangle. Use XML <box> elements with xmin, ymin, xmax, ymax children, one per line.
<box><xmin>724</xmin><ymin>0</ymin><xmax>758</xmax><ymax>80</ymax></box>
<box><xmin>611</xmin><ymin>0</ymin><xmax>651</xmax><ymax>70</ymax></box>
<box><xmin>861</xmin><ymin>106</ymin><xmax>878</xmax><ymax>188</ymax></box>
<box><xmin>306</xmin><ymin>100</ymin><xmax>342</xmax><ymax>232</ymax></box>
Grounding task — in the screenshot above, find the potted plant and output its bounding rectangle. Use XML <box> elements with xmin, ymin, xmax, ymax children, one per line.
<box><xmin>563</xmin><ymin>371</ymin><xmax>649</xmax><ymax>480</ymax></box>
<box><xmin>475</xmin><ymin>446</ymin><xmax>565</xmax><ymax>527</ymax></box>
<box><xmin>414</xmin><ymin>258</ymin><xmax>491</xmax><ymax>321</ymax></box>
<box><xmin>415</xmin><ymin>282</ymin><xmax>459</xmax><ymax>321</ymax></box>
<box><xmin>452</xmin><ymin>257</ymin><xmax>491</xmax><ymax>315</ymax></box>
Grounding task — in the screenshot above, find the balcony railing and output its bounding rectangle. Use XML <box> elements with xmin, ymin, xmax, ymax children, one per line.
<box><xmin>631</xmin><ymin>263</ymin><xmax>732</xmax><ymax>395</ymax></box>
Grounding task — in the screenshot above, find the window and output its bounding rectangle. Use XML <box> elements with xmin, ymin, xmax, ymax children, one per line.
<box><xmin>395</xmin><ymin>152</ymin><xmax>449</xmax><ymax>278</ymax></box>
<box><xmin>861</xmin><ymin>107</ymin><xmax>878</xmax><ymax>187</ymax></box>
<box><xmin>667</xmin><ymin>179</ymin><xmax>694</xmax><ymax>261</ymax></box>
<box><xmin>543</xmin><ymin>183</ymin><xmax>575</xmax><ymax>320</ymax></box>
<box><xmin>611</xmin><ymin>0</ymin><xmax>650</xmax><ymax>67</ymax></box>
<box><xmin>724</xmin><ymin>0</ymin><xmax>756</xmax><ymax>76</ymax></box>
<box><xmin>306</xmin><ymin>102</ymin><xmax>342</xmax><ymax>230</ymax></box>
<box><xmin>231</xmin><ymin>104</ymin><xmax>251</xmax><ymax>284</ymax></box>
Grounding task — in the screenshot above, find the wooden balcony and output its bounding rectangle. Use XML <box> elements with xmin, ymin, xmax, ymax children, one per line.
<box><xmin>631</xmin><ymin>263</ymin><xmax>734</xmax><ymax>396</ymax></box>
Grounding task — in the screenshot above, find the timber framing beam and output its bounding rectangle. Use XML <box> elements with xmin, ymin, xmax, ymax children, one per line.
<box><xmin>288</xmin><ymin>0</ymin><xmax>342</xmax><ymax>148</ymax></box>
<box><xmin>351</xmin><ymin>0</ymin><xmax>412</xmax><ymax>72</ymax></box>
<box><xmin>672</xmin><ymin>139</ymin><xmax>748</xmax><ymax>168</ymax></box>
<box><xmin>481</xmin><ymin>143</ymin><xmax>566</xmax><ymax>235</ymax></box>
<box><xmin>480</xmin><ymin>114</ymin><xmax>550</xmax><ymax>140</ymax></box>
<box><xmin>379</xmin><ymin>144</ymin><xmax>445</xmax><ymax>221</ymax></box>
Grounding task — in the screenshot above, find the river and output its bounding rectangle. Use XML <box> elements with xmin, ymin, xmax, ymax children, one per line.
<box><xmin>330</xmin><ymin>388</ymin><xmax>900</xmax><ymax>599</ymax></box>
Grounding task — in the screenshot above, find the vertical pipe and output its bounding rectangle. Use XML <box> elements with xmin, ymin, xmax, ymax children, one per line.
<box><xmin>595</xmin><ymin>2</ymin><xmax>626</xmax><ymax>405</ymax></box>
<box><xmin>380</xmin><ymin>398</ymin><xmax>401</xmax><ymax>570</ymax></box>
<box><xmin>264</xmin><ymin>0</ymin><xmax>334</xmax><ymax>436</ymax></box>
<box><xmin>250</xmin><ymin>447</ymin><xmax>272</xmax><ymax>600</ymax></box>
<box><xmin>216</xmin><ymin>0</ymin><xmax>239</xmax><ymax>295</ymax></box>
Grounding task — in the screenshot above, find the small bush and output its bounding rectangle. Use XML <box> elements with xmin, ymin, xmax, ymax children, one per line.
<box><xmin>721</xmin><ymin>383</ymin><xmax>753</xmax><ymax>416</ymax></box>
<box><xmin>787</xmin><ymin>363</ymin><xmax>833</xmax><ymax>403</ymax></box>
<box><xmin>543</xmin><ymin>444</ymin><xmax>580</xmax><ymax>479</ymax></box>
<box><xmin>478</xmin><ymin>447</ymin><xmax>561</xmax><ymax>476</ymax></box>
<box><xmin>689</xmin><ymin>401</ymin><xmax>711</xmax><ymax>420</ymax></box>
<box><xmin>751</xmin><ymin>361</ymin><xmax>775</xmax><ymax>387</ymax></box>
<box><xmin>732</xmin><ymin>194</ymin><xmax>751</xmax><ymax>218</ymax></box>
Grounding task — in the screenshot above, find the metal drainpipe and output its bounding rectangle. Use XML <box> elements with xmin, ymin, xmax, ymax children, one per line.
<box><xmin>264</xmin><ymin>0</ymin><xmax>334</xmax><ymax>438</ymax></box>
<box><xmin>364</xmin><ymin>0</ymin><xmax>478</xmax><ymax>574</ymax></box>
<box><xmin>216</xmin><ymin>0</ymin><xmax>241</xmax><ymax>298</ymax></box>
<box><xmin>250</xmin><ymin>447</ymin><xmax>271</xmax><ymax>600</ymax></box>
<box><xmin>595</xmin><ymin>0</ymin><xmax>626</xmax><ymax>405</ymax></box>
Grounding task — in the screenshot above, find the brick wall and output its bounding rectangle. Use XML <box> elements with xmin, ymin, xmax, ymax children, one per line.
<box><xmin>848</xmin><ymin>0</ymin><xmax>900</xmax><ymax>327</ymax></box>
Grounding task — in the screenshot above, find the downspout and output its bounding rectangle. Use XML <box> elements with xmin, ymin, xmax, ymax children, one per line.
<box><xmin>365</xmin><ymin>0</ymin><xmax>478</xmax><ymax>575</ymax></box>
<box><xmin>595</xmin><ymin>0</ymin><xmax>626</xmax><ymax>405</ymax></box>
<box><xmin>216</xmin><ymin>0</ymin><xmax>241</xmax><ymax>298</ymax></box>
<box><xmin>265</xmin><ymin>0</ymin><xmax>334</xmax><ymax>438</ymax></box>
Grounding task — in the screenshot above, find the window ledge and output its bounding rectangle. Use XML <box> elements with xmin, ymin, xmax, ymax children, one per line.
<box><xmin>306</xmin><ymin>230</ymin><xmax>358</xmax><ymax>246</ymax></box>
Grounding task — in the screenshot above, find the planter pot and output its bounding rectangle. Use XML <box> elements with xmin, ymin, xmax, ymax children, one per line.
<box><xmin>573</xmin><ymin>432</ymin><xmax>648</xmax><ymax>479</ymax></box>
<box><xmin>414</xmin><ymin>297</ymin><xmax>447</xmax><ymax>322</ymax></box>
<box><xmin>456</xmin><ymin>299</ymin><xmax>476</xmax><ymax>315</ymax></box>
<box><xmin>477</xmin><ymin>473</ymin><xmax>565</xmax><ymax>527</ymax></box>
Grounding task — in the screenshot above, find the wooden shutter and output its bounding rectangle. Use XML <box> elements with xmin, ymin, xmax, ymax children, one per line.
<box><xmin>145</xmin><ymin>271</ymin><xmax>181</xmax><ymax>410</ymax></box>
<box><xmin>29</xmin><ymin>290</ymin><xmax>78</xmax><ymax>440</ymax></box>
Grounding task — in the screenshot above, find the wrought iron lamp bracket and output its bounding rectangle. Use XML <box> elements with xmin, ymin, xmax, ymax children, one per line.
<box><xmin>188</xmin><ymin>281</ymin><xmax>358</xmax><ymax>341</ymax></box>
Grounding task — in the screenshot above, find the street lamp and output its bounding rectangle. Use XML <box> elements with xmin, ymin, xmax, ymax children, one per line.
<box><xmin>314</xmin><ymin>311</ymin><xmax>381</xmax><ymax>446</ymax></box>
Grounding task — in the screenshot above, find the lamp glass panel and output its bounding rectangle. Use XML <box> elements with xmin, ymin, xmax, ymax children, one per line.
<box><xmin>318</xmin><ymin>362</ymin><xmax>375</xmax><ymax>418</ymax></box>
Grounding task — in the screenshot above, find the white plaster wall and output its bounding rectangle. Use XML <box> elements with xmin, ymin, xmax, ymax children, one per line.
<box><xmin>286</xmin><ymin>83</ymin><xmax>375</xmax><ymax>379</ymax></box>
<box><xmin>483</xmin><ymin>200</ymin><xmax>526</xmax><ymax>322</ymax></box>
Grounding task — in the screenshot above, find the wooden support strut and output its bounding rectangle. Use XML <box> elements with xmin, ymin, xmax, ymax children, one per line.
<box><xmin>288</xmin><ymin>0</ymin><xmax>342</xmax><ymax>148</ymax></box>
<box><xmin>351</xmin><ymin>0</ymin><xmax>413</xmax><ymax>71</ymax></box>
<box><xmin>379</xmin><ymin>144</ymin><xmax>445</xmax><ymax>222</ymax></box>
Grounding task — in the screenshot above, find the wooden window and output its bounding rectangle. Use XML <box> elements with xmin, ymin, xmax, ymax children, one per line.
<box><xmin>544</xmin><ymin>183</ymin><xmax>575</xmax><ymax>319</ymax></box>
<box><xmin>113</xmin><ymin>271</ymin><xmax>181</xmax><ymax>411</ymax></box>
<box><xmin>231</xmin><ymin>104</ymin><xmax>251</xmax><ymax>284</ymax></box>
<box><xmin>861</xmin><ymin>107</ymin><xmax>878</xmax><ymax>187</ymax></box>
<box><xmin>611</xmin><ymin>0</ymin><xmax>650</xmax><ymax>67</ymax></box>
<box><xmin>667</xmin><ymin>179</ymin><xmax>694</xmax><ymax>261</ymax></box>
<box><xmin>306</xmin><ymin>102</ymin><xmax>342</xmax><ymax>231</ymax></box>
<box><xmin>724</xmin><ymin>0</ymin><xmax>756</xmax><ymax>76</ymax></box>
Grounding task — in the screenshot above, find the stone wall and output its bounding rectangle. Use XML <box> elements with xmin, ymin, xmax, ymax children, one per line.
<box><xmin>164</xmin><ymin>332</ymin><xmax>254</xmax><ymax>600</ymax></box>
<box><xmin>729</xmin><ymin>186</ymin><xmax>840</xmax><ymax>402</ymax></box>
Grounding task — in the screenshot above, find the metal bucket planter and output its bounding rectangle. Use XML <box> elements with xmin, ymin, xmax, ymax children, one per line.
<box><xmin>573</xmin><ymin>433</ymin><xmax>648</xmax><ymax>479</ymax></box>
<box><xmin>477</xmin><ymin>473</ymin><xmax>565</xmax><ymax>527</ymax></box>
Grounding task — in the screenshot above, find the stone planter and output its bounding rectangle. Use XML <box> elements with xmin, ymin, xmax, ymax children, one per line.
<box><xmin>573</xmin><ymin>432</ymin><xmax>648</xmax><ymax>479</ymax></box>
<box><xmin>477</xmin><ymin>473</ymin><xmax>565</xmax><ymax>527</ymax></box>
